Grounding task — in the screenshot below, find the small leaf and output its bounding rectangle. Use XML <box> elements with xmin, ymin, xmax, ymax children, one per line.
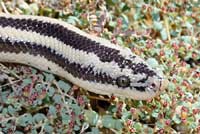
<box><xmin>156</xmin><ymin>121</ymin><xmax>164</xmax><ymax>129</ymax></box>
<box><xmin>2</xmin><ymin>108</ymin><xmax>8</xmax><ymax>115</ymax></box>
<box><xmin>84</xmin><ymin>110</ymin><xmax>99</xmax><ymax>126</ymax></box>
<box><xmin>153</xmin><ymin>21</ymin><xmax>163</xmax><ymax>31</ymax></box>
<box><xmin>121</xmin><ymin>14</ymin><xmax>129</xmax><ymax>29</ymax></box>
<box><xmin>29</xmin><ymin>3</ymin><xmax>39</xmax><ymax>14</ymax></box>
<box><xmin>146</xmin><ymin>58</ymin><xmax>159</xmax><ymax>68</ymax></box>
<box><xmin>18</xmin><ymin>1</ymin><xmax>31</xmax><ymax>14</ymax></box>
<box><xmin>48</xmin><ymin>105</ymin><xmax>57</xmax><ymax>117</ymax></box>
<box><xmin>0</xmin><ymin>105</ymin><xmax>3</xmax><ymax>112</ymax></box>
<box><xmin>22</xmin><ymin>78</ymin><xmax>32</xmax><ymax>87</ymax></box>
<box><xmin>15</xmin><ymin>131</ymin><xmax>24</xmax><ymax>134</ymax></box>
<box><xmin>8</xmin><ymin>105</ymin><xmax>17</xmax><ymax>116</ymax></box>
<box><xmin>115</xmin><ymin>119</ymin><xmax>123</xmax><ymax>130</ymax></box>
<box><xmin>72</xmin><ymin>104</ymin><xmax>81</xmax><ymax>115</ymax></box>
<box><xmin>120</xmin><ymin>2</ymin><xmax>130</xmax><ymax>12</ymax></box>
<box><xmin>151</xmin><ymin>9</ymin><xmax>160</xmax><ymax>21</ymax></box>
<box><xmin>152</xmin><ymin>110</ymin><xmax>159</xmax><ymax>118</ymax></box>
<box><xmin>33</xmin><ymin>113</ymin><xmax>46</xmax><ymax>123</ymax></box>
<box><xmin>35</xmin><ymin>83</ymin><xmax>44</xmax><ymax>91</ymax></box>
<box><xmin>0</xmin><ymin>91</ymin><xmax>10</xmax><ymax>103</ymax></box>
<box><xmin>17</xmin><ymin>114</ymin><xmax>33</xmax><ymax>127</ymax></box>
<box><xmin>57</xmin><ymin>80</ymin><xmax>71</xmax><ymax>93</ymax></box>
<box><xmin>44</xmin><ymin>73</ymin><xmax>55</xmax><ymax>82</ymax></box>
<box><xmin>121</xmin><ymin>111</ymin><xmax>131</xmax><ymax>120</ymax></box>
<box><xmin>172</xmin><ymin>114</ymin><xmax>181</xmax><ymax>124</ymax></box>
<box><xmin>73</xmin><ymin>125</ymin><xmax>80</xmax><ymax>131</ymax></box>
<box><xmin>61</xmin><ymin>114</ymin><xmax>70</xmax><ymax>125</ymax></box>
<box><xmin>134</xmin><ymin>11</ymin><xmax>143</xmax><ymax>20</ymax></box>
<box><xmin>160</xmin><ymin>28</ymin><xmax>168</xmax><ymax>40</ymax></box>
<box><xmin>180</xmin><ymin>36</ymin><xmax>192</xmax><ymax>44</ymax></box>
<box><xmin>168</xmin><ymin>82</ymin><xmax>176</xmax><ymax>91</ymax></box>
<box><xmin>47</xmin><ymin>87</ymin><xmax>55</xmax><ymax>96</ymax></box>
<box><xmin>133</xmin><ymin>122</ymin><xmax>142</xmax><ymax>130</ymax></box>
<box><xmin>109</xmin><ymin>21</ymin><xmax>117</xmax><ymax>28</ymax></box>
<box><xmin>67</xmin><ymin>16</ymin><xmax>81</xmax><ymax>25</ymax></box>
<box><xmin>44</xmin><ymin>125</ymin><xmax>54</xmax><ymax>133</ymax></box>
<box><xmin>91</xmin><ymin>127</ymin><xmax>99</xmax><ymax>134</ymax></box>
<box><xmin>31</xmin><ymin>129</ymin><xmax>38</xmax><ymax>134</ymax></box>
<box><xmin>102</xmin><ymin>115</ymin><xmax>115</xmax><ymax>128</ymax></box>
<box><xmin>61</xmin><ymin>108</ymin><xmax>70</xmax><ymax>125</ymax></box>
<box><xmin>53</xmin><ymin>94</ymin><xmax>62</xmax><ymax>104</ymax></box>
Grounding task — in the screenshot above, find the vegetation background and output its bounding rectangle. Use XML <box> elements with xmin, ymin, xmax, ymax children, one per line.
<box><xmin>0</xmin><ymin>0</ymin><xmax>199</xmax><ymax>133</ymax></box>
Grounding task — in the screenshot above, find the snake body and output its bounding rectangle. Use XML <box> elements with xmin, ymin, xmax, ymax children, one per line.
<box><xmin>0</xmin><ymin>13</ymin><xmax>164</xmax><ymax>100</ymax></box>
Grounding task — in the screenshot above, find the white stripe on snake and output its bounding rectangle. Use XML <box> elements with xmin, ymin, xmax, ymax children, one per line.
<box><xmin>0</xmin><ymin>13</ymin><xmax>165</xmax><ymax>100</ymax></box>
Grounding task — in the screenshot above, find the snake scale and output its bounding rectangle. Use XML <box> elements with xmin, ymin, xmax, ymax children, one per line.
<box><xmin>0</xmin><ymin>13</ymin><xmax>165</xmax><ymax>100</ymax></box>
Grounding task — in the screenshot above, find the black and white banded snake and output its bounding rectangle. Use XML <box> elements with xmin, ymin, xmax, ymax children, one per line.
<box><xmin>0</xmin><ymin>13</ymin><xmax>167</xmax><ymax>100</ymax></box>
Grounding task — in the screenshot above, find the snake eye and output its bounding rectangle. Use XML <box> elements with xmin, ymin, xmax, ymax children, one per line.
<box><xmin>116</xmin><ymin>76</ymin><xmax>130</xmax><ymax>88</ymax></box>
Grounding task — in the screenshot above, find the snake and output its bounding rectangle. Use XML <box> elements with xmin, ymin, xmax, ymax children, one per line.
<box><xmin>0</xmin><ymin>13</ymin><xmax>165</xmax><ymax>100</ymax></box>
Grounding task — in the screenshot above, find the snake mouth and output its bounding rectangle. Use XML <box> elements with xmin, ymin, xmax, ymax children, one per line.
<box><xmin>159</xmin><ymin>78</ymin><xmax>168</xmax><ymax>92</ymax></box>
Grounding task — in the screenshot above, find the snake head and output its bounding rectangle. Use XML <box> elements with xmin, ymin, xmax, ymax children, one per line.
<box><xmin>115</xmin><ymin>73</ymin><xmax>166</xmax><ymax>100</ymax></box>
<box><xmin>100</xmin><ymin>48</ymin><xmax>167</xmax><ymax>100</ymax></box>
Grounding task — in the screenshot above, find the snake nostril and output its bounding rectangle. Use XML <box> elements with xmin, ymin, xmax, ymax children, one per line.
<box><xmin>151</xmin><ymin>83</ymin><xmax>156</xmax><ymax>88</ymax></box>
